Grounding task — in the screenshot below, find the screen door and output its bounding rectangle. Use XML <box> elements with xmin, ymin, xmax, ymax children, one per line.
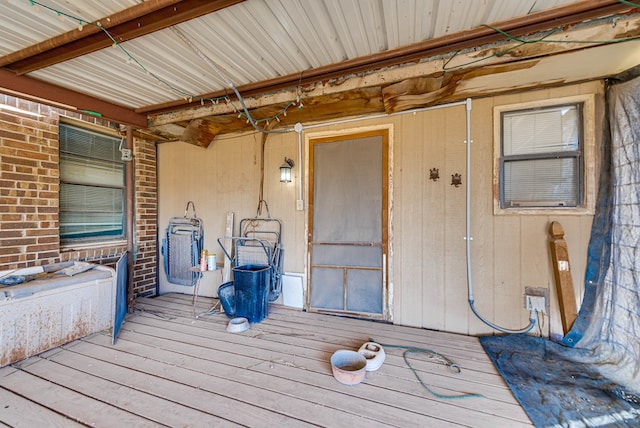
<box><xmin>307</xmin><ymin>130</ymin><xmax>388</xmax><ymax>319</ymax></box>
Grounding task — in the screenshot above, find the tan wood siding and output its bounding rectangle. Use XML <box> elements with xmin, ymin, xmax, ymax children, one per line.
<box><xmin>157</xmin><ymin>81</ymin><xmax>603</xmax><ymax>337</ymax></box>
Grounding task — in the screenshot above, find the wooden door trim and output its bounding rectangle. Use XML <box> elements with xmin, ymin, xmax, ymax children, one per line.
<box><xmin>306</xmin><ymin>128</ymin><xmax>390</xmax><ymax>319</ymax></box>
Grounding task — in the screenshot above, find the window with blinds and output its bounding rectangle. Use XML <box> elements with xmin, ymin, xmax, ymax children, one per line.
<box><xmin>500</xmin><ymin>103</ymin><xmax>583</xmax><ymax>208</ymax></box>
<box><xmin>59</xmin><ymin>123</ymin><xmax>125</xmax><ymax>243</ymax></box>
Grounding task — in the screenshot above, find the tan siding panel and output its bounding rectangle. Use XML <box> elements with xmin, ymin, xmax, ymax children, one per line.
<box><xmin>469</xmin><ymin>97</ymin><xmax>497</xmax><ymax>335</ymax></box>
<box><xmin>398</xmin><ymin>113</ymin><xmax>424</xmax><ymax>327</ymax></box>
<box><xmin>421</xmin><ymin>107</ymin><xmax>447</xmax><ymax>331</ymax></box>
<box><xmin>443</xmin><ymin>106</ymin><xmax>469</xmax><ymax>333</ymax></box>
<box><xmin>493</xmin><ymin>216</ymin><xmax>523</xmax><ymax>332</ymax></box>
<box><xmin>156</xmin><ymin>81</ymin><xmax>602</xmax><ymax>336</ymax></box>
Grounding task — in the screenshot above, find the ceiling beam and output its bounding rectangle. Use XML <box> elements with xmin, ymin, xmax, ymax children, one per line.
<box><xmin>2</xmin><ymin>0</ymin><xmax>245</xmax><ymax>75</ymax></box>
<box><xmin>0</xmin><ymin>0</ymin><xmax>181</xmax><ymax>68</ymax></box>
<box><xmin>0</xmin><ymin>69</ymin><xmax>147</xmax><ymax>127</ymax></box>
<box><xmin>149</xmin><ymin>10</ymin><xmax>640</xmax><ymax>126</ymax></box>
<box><xmin>141</xmin><ymin>0</ymin><xmax>638</xmax><ymax>115</ymax></box>
<box><xmin>147</xmin><ymin>37</ymin><xmax>640</xmax><ymax>140</ymax></box>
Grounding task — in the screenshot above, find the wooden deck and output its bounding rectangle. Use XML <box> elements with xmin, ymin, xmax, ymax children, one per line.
<box><xmin>0</xmin><ymin>294</ymin><xmax>533</xmax><ymax>427</ymax></box>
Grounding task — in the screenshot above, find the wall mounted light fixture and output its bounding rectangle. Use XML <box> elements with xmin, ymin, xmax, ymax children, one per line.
<box><xmin>280</xmin><ymin>157</ymin><xmax>295</xmax><ymax>183</ymax></box>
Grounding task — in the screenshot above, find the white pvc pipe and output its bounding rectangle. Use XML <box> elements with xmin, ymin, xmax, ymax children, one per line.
<box><xmin>290</xmin><ymin>100</ymin><xmax>467</xmax><ymax>212</ymax></box>
<box><xmin>464</xmin><ymin>98</ymin><xmax>535</xmax><ymax>334</ymax></box>
<box><xmin>295</xmin><ymin>123</ymin><xmax>304</xmax><ymax>206</ymax></box>
<box><xmin>292</xmin><ymin>98</ymin><xmax>535</xmax><ymax>334</ymax></box>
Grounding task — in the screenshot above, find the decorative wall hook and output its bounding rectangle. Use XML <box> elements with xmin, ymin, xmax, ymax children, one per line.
<box><xmin>451</xmin><ymin>173</ymin><xmax>462</xmax><ymax>187</ymax></box>
<box><xmin>429</xmin><ymin>168</ymin><xmax>440</xmax><ymax>181</ymax></box>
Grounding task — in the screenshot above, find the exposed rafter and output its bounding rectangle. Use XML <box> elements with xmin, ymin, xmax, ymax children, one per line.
<box><xmin>0</xmin><ymin>69</ymin><xmax>147</xmax><ymax>127</ymax></box>
<box><xmin>141</xmin><ymin>0</ymin><xmax>638</xmax><ymax>116</ymax></box>
<box><xmin>0</xmin><ymin>0</ymin><xmax>244</xmax><ymax>126</ymax></box>
<box><xmin>0</xmin><ymin>0</ymin><xmax>638</xmax><ymax>134</ymax></box>
<box><xmin>0</xmin><ymin>0</ymin><xmax>181</xmax><ymax>68</ymax></box>
<box><xmin>1</xmin><ymin>0</ymin><xmax>245</xmax><ymax>75</ymax></box>
<box><xmin>146</xmin><ymin>11</ymin><xmax>640</xmax><ymax>143</ymax></box>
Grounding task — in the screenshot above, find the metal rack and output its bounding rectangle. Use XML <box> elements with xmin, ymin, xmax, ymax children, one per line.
<box><xmin>218</xmin><ymin>215</ymin><xmax>284</xmax><ymax>302</ymax></box>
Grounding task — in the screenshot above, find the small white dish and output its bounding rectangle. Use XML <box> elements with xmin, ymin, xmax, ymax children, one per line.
<box><xmin>226</xmin><ymin>317</ymin><xmax>250</xmax><ymax>333</ymax></box>
<box><xmin>358</xmin><ymin>342</ymin><xmax>386</xmax><ymax>371</ymax></box>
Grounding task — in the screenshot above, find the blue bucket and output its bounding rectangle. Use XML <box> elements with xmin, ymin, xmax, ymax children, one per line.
<box><xmin>232</xmin><ymin>264</ymin><xmax>270</xmax><ymax>323</ymax></box>
<box><xmin>217</xmin><ymin>281</ymin><xmax>235</xmax><ymax>318</ymax></box>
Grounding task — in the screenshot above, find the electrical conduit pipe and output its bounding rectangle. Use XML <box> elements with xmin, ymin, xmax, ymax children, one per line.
<box><xmin>241</xmin><ymin>94</ymin><xmax>534</xmax><ymax>334</ymax></box>
<box><xmin>464</xmin><ymin>98</ymin><xmax>535</xmax><ymax>334</ymax></box>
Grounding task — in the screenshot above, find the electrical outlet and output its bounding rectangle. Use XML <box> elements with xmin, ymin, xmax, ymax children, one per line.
<box><xmin>120</xmin><ymin>148</ymin><xmax>133</xmax><ymax>161</ymax></box>
<box><xmin>525</xmin><ymin>295</ymin><xmax>546</xmax><ymax>313</ymax></box>
<box><xmin>296</xmin><ymin>200</ymin><xmax>304</xmax><ymax>211</ymax></box>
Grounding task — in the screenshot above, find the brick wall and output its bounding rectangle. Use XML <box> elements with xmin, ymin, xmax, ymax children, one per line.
<box><xmin>0</xmin><ymin>94</ymin><xmax>158</xmax><ymax>297</ymax></box>
<box><xmin>0</xmin><ymin>97</ymin><xmax>59</xmax><ymax>267</ymax></box>
<box><xmin>133</xmin><ymin>138</ymin><xmax>158</xmax><ymax>297</ymax></box>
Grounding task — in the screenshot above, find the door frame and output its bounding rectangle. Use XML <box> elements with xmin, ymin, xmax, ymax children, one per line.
<box><xmin>304</xmin><ymin>124</ymin><xmax>394</xmax><ymax>321</ymax></box>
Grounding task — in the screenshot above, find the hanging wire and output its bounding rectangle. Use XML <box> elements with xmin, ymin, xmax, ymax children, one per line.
<box><xmin>28</xmin><ymin>0</ymin><xmax>638</xmax><ymax>124</ymax></box>
<box><xmin>444</xmin><ymin>19</ymin><xmax>640</xmax><ymax>71</ymax></box>
<box><xmin>170</xmin><ymin>26</ymin><xmax>293</xmax><ymax>135</ymax></box>
<box><xmin>25</xmin><ymin>0</ymin><xmax>300</xmax><ymax>127</ymax></box>
<box><xmin>484</xmin><ymin>22</ymin><xmax>640</xmax><ymax>45</ymax></box>
<box><xmin>617</xmin><ymin>0</ymin><xmax>640</xmax><ymax>8</ymax></box>
<box><xmin>443</xmin><ymin>26</ymin><xmax>559</xmax><ymax>70</ymax></box>
<box><xmin>26</xmin><ymin>1</ymin><xmax>198</xmax><ymax>100</ymax></box>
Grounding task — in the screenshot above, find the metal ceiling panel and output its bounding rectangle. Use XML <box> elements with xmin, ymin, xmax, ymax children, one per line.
<box><xmin>2</xmin><ymin>0</ymin><xmax>596</xmax><ymax>110</ymax></box>
<box><xmin>29</xmin><ymin>35</ymin><xmax>214</xmax><ymax>108</ymax></box>
<box><xmin>0</xmin><ymin>0</ymin><xmax>139</xmax><ymax>55</ymax></box>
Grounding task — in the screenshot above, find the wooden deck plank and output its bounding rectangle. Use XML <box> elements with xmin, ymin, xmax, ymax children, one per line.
<box><xmin>141</xmin><ymin>296</ymin><xmax>498</xmax><ymax>378</ymax></box>
<box><xmin>268</xmin><ymin>307</ymin><xmax>495</xmax><ymax>355</ymax></box>
<box><xmin>248</xmin><ymin>354</ymin><xmax>531</xmax><ymax>426</ymax></box>
<box><xmin>244</xmin><ymin>315</ymin><xmax>498</xmax><ymax>373</ymax></box>
<box><xmin>43</xmin><ymin>344</ymin><xmax>314</xmax><ymax>428</ymax></box>
<box><xmin>0</xmin><ymin>365</ymin><xmax>160</xmax><ymax>427</ymax></box>
<box><xmin>0</xmin><ymin>293</ymin><xmax>532</xmax><ymax>427</ymax></box>
<box><xmin>135</xmin><ymin>296</ymin><xmax>508</xmax><ymax>388</ymax></box>
<box><xmin>107</xmin><ymin>326</ymin><xmax>460</xmax><ymax>427</ymax></box>
<box><xmin>68</xmin><ymin>335</ymin><xmax>458</xmax><ymax>428</ymax></box>
<box><xmin>164</xmin><ymin>293</ymin><xmax>485</xmax><ymax>345</ymax></box>
<box><xmin>128</xmin><ymin>299</ymin><xmax>530</xmax><ymax>425</ymax></box>
<box><xmin>104</xmin><ymin>330</ymin><xmax>516</xmax><ymax>428</ymax></box>
<box><xmin>0</xmin><ymin>381</ymin><xmax>84</xmax><ymax>428</ymax></box>
<box><xmin>14</xmin><ymin>355</ymin><xmax>235</xmax><ymax>427</ymax></box>
<box><xmin>127</xmin><ymin>308</ymin><xmax>517</xmax><ymax>402</ymax></box>
<box><xmin>154</xmin><ymin>294</ymin><xmax>497</xmax><ymax>365</ymax></box>
<box><xmin>133</xmin><ymin>299</ymin><xmax>512</xmax><ymax>393</ymax></box>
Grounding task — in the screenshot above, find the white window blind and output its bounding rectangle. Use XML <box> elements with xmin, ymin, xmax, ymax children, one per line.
<box><xmin>501</xmin><ymin>104</ymin><xmax>582</xmax><ymax>208</ymax></box>
<box><xmin>59</xmin><ymin>123</ymin><xmax>125</xmax><ymax>242</ymax></box>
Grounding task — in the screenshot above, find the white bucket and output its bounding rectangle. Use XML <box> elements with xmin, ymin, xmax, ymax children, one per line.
<box><xmin>207</xmin><ymin>254</ymin><xmax>216</xmax><ymax>270</ymax></box>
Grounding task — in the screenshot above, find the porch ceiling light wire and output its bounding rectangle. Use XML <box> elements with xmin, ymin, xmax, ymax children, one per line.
<box><xmin>170</xmin><ymin>26</ymin><xmax>290</xmax><ymax>135</ymax></box>
<box><xmin>464</xmin><ymin>98</ymin><xmax>535</xmax><ymax>334</ymax></box>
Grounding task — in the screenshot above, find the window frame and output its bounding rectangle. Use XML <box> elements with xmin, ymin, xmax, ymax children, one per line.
<box><xmin>58</xmin><ymin>120</ymin><xmax>127</xmax><ymax>247</ymax></box>
<box><xmin>493</xmin><ymin>94</ymin><xmax>597</xmax><ymax>216</ymax></box>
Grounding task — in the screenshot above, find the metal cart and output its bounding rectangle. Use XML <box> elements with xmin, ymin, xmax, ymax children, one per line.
<box><xmin>218</xmin><ymin>212</ymin><xmax>284</xmax><ymax>302</ymax></box>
